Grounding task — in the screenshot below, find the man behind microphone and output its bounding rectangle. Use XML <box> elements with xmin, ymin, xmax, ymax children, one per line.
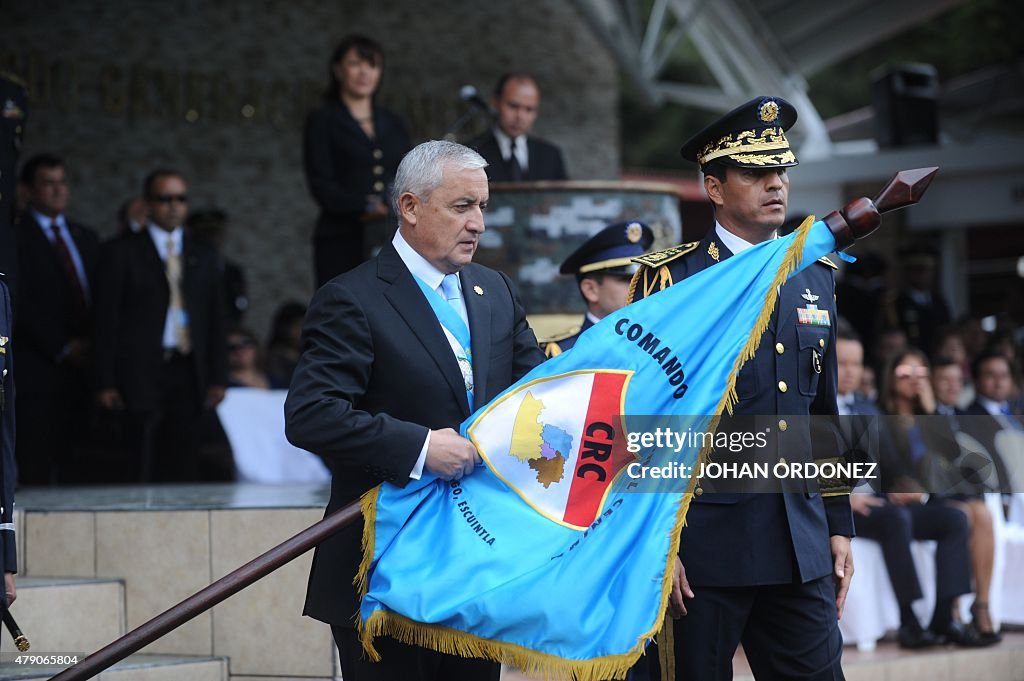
<box><xmin>470</xmin><ymin>74</ymin><xmax>568</xmax><ymax>182</ymax></box>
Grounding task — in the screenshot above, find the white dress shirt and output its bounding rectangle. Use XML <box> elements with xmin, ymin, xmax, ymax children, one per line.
<box><xmin>147</xmin><ymin>224</ymin><xmax>185</xmax><ymax>350</ymax></box>
<box><xmin>392</xmin><ymin>230</ymin><xmax>474</xmax><ymax>480</ymax></box>
<box><xmin>32</xmin><ymin>209</ymin><xmax>91</xmax><ymax>298</ymax></box>
<box><xmin>492</xmin><ymin>127</ymin><xmax>529</xmax><ymax>172</ymax></box>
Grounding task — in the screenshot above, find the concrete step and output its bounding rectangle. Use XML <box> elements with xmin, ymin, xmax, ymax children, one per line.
<box><xmin>502</xmin><ymin>631</ymin><xmax>1024</xmax><ymax>681</ymax></box>
<box><xmin>0</xmin><ymin>577</ymin><xmax>126</xmax><ymax>657</ymax></box>
<box><xmin>0</xmin><ymin>653</ymin><xmax>228</xmax><ymax>681</ymax></box>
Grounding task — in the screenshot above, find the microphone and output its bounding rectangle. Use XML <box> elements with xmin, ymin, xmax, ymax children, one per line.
<box><xmin>460</xmin><ymin>85</ymin><xmax>491</xmax><ymax>114</ymax></box>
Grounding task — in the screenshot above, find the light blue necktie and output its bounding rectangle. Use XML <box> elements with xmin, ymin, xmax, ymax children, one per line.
<box><xmin>440</xmin><ymin>273</ymin><xmax>469</xmax><ymax>329</ymax></box>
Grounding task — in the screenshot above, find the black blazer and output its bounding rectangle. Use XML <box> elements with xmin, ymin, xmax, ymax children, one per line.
<box><xmin>13</xmin><ymin>213</ymin><xmax>99</xmax><ymax>393</ymax></box>
<box><xmin>303</xmin><ymin>99</ymin><xmax>411</xmax><ymax>238</ymax></box>
<box><xmin>470</xmin><ymin>130</ymin><xmax>568</xmax><ymax>182</ymax></box>
<box><xmin>285</xmin><ymin>242</ymin><xmax>545</xmax><ymax>625</ymax></box>
<box><xmin>93</xmin><ymin>230</ymin><xmax>227</xmax><ymax>412</ymax></box>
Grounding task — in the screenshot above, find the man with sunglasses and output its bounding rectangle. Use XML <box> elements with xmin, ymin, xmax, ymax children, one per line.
<box><xmin>94</xmin><ymin>170</ymin><xmax>227</xmax><ymax>482</ymax></box>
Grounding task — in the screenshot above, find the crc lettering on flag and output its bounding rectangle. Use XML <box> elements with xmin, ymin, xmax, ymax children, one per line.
<box><xmin>356</xmin><ymin>218</ymin><xmax>838</xmax><ymax>680</ymax></box>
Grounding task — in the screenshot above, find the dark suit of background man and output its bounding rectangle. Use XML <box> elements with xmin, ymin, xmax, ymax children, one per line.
<box><xmin>1</xmin><ymin>70</ymin><xmax>28</xmax><ymax>293</ymax></box>
<box><xmin>14</xmin><ymin>154</ymin><xmax>99</xmax><ymax>485</ymax></box>
<box><xmin>628</xmin><ymin>97</ymin><xmax>853</xmax><ymax>681</ymax></box>
<box><xmin>543</xmin><ymin>221</ymin><xmax>653</xmax><ymax>357</ymax></box>
<box><xmin>0</xmin><ymin>277</ymin><xmax>18</xmax><ymax>617</ymax></box>
<box><xmin>94</xmin><ymin>170</ymin><xmax>227</xmax><ymax>483</ymax></box>
<box><xmin>470</xmin><ymin>74</ymin><xmax>567</xmax><ymax>182</ymax></box>
<box><xmin>286</xmin><ymin>140</ymin><xmax>545</xmax><ymax>681</ymax></box>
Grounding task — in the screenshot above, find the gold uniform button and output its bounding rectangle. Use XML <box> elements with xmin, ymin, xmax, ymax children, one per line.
<box><xmin>778</xmin><ymin>419</ymin><xmax>788</xmax><ymax>431</ymax></box>
<box><xmin>373</xmin><ymin>181</ymin><xmax>385</xmax><ymax>192</ymax></box>
<box><xmin>775</xmin><ymin>342</ymin><xmax>784</xmax><ymax>354</ymax></box>
<box><xmin>778</xmin><ymin>380</ymin><xmax>788</xmax><ymax>393</ymax></box>
<box><xmin>819</xmin><ymin>338</ymin><xmax>825</xmax><ymax>348</ymax></box>
<box><xmin>779</xmin><ymin>457</ymin><xmax>787</xmax><ymax>465</ymax></box>
<box><xmin>694</xmin><ymin>487</ymin><xmax>703</xmax><ymax>497</ymax></box>
<box><xmin>372</xmin><ymin>149</ymin><xmax>383</xmax><ymax>160</ymax></box>
<box><xmin>372</xmin><ymin>165</ymin><xmax>384</xmax><ymax>176</ymax></box>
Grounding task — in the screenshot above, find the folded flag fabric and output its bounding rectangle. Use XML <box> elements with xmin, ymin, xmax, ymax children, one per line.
<box><xmin>357</xmin><ymin>217</ymin><xmax>836</xmax><ymax>680</ymax></box>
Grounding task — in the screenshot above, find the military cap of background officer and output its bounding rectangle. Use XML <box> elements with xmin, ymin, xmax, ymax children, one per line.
<box><xmin>559</xmin><ymin>221</ymin><xmax>655</xmax><ymax>279</ymax></box>
<box><xmin>680</xmin><ymin>96</ymin><xmax>799</xmax><ymax>176</ymax></box>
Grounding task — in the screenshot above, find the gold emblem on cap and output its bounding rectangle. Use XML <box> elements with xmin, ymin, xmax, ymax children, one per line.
<box><xmin>473</xmin><ymin>285</ymin><xmax>484</xmax><ymax>296</ymax></box>
<box><xmin>759</xmin><ymin>100</ymin><xmax>780</xmax><ymax>123</ymax></box>
<box><xmin>626</xmin><ymin>222</ymin><xmax>642</xmax><ymax>243</ymax></box>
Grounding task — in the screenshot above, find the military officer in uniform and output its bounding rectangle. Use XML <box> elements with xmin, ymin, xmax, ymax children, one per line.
<box><xmin>0</xmin><ymin>275</ymin><xmax>17</xmax><ymax>613</ymax></box>
<box><xmin>1</xmin><ymin>69</ymin><xmax>28</xmax><ymax>293</ymax></box>
<box><xmin>544</xmin><ymin>221</ymin><xmax>653</xmax><ymax>357</ymax></box>
<box><xmin>628</xmin><ymin>97</ymin><xmax>852</xmax><ymax>680</ymax></box>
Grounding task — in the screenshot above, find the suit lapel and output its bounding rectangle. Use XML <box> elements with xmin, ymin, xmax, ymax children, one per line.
<box><xmin>460</xmin><ymin>266</ymin><xmax>491</xmax><ymax>404</ymax></box>
<box><xmin>378</xmin><ymin>245</ymin><xmax>471</xmax><ymax>416</ymax></box>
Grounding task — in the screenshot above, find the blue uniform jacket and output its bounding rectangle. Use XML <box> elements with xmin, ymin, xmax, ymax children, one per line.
<box><xmin>629</xmin><ymin>226</ymin><xmax>853</xmax><ymax>587</ymax></box>
<box><xmin>0</xmin><ymin>278</ymin><xmax>16</xmax><ymax>576</ymax></box>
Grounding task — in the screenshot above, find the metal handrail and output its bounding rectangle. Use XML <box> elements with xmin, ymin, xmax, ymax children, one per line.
<box><xmin>49</xmin><ymin>500</ymin><xmax>362</xmax><ymax>681</ymax></box>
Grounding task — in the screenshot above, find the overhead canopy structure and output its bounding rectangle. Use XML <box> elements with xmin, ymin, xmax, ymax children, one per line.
<box><xmin>574</xmin><ymin>0</ymin><xmax>966</xmax><ymax>159</ymax></box>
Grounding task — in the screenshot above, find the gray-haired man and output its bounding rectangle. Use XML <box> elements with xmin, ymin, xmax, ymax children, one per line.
<box><xmin>286</xmin><ymin>140</ymin><xmax>545</xmax><ymax>680</ymax></box>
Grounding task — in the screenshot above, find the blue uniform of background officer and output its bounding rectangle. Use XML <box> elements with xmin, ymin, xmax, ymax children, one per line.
<box><xmin>544</xmin><ymin>221</ymin><xmax>654</xmax><ymax>358</ymax></box>
<box><xmin>628</xmin><ymin>96</ymin><xmax>853</xmax><ymax>681</ymax></box>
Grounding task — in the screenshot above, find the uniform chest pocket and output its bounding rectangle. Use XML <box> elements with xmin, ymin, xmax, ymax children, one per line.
<box><xmin>796</xmin><ymin>326</ymin><xmax>828</xmax><ymax>396</ymax></box>
<box><xmin>734</xmin><ymin>360</ymin><xmax>759</xmax><ymax>401</ymax></box>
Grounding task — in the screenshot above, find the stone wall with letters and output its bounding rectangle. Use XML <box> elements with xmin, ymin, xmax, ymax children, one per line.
<box><xmin>1</xmin><ymin>0</ymin><xmax>619</xmax><ymax>333</ymax></box>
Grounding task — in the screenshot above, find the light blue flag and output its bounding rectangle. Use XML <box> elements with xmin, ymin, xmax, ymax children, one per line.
<box><xmin>356</xmin><ymin>218</ymin><xmax>837</xmax><ymax>680</ymax></box>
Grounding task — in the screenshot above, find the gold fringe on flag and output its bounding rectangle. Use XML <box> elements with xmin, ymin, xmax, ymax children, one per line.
<box><xmin>355</xmin><ymin>217</ymin><xmax>818</xmax><ymax>680</ymax></box>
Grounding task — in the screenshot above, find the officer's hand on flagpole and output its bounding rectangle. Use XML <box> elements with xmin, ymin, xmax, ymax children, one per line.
<box><xmin>669</xmin><ymin>556</ymin><xmax>694</xmax><ymax>618</ymax></box>
<box><xmin>830</xmin><ymin>535</ymin><xmax>854</xmax><ymax>620</ymax></box>
<box><xmin>426</xmin><ymin>428</ymin><xmax>482</xmax><ymax>481</ymax></box>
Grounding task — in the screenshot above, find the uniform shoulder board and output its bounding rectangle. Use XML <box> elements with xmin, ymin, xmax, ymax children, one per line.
<box><xmin>632</xmin><ymin>241</ymin><xmax>700</xmax><ymax>268</ymax></box>
<box><xmin>817</xmin><ymin>256</ymin><xmax>838</xmax><ymax>270</ymax></box>
<box><xmin>541</xmin><ymin>326</ymin><xmax>581</xmax><ymax>359</ymax></box>
<box><xmin>538</xmin><ymin>326</ymin><xmax>580</xmax><ymax>346</ymax></box>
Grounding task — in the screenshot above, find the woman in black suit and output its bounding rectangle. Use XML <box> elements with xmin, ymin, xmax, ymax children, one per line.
<box><xmin>303</xmin><ymin>34</ymin><xmax>412</xmax><ymax>287</ymax></box>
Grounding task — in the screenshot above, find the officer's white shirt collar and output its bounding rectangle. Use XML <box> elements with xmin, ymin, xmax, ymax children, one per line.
<box><xmin>492</xmin><ymin>127</ymin><xmax>528</xmax><ymax>170</ymax></box>
<box><xmin>147</xmin><ymin>223</ymin><xmax>183</xmax><ymax>261</ymax></box>
<box><xmin>715</xmin><ymin>222</ymin><xmax>777</xmax><ymax>256</ymax></box>
<box><xmin>393</xmin><ymin>229</ymin><xmax>461</xmax><ymax>294</ymax></box>
<box><xmin>585</xmin><ymin>311</ymin><xmax>602</xmax><ymax>326</ymax></box>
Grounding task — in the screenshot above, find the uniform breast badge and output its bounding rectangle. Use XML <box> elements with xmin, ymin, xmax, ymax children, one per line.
<box><xmin>796</xmin><ymin>289</ymin><xmax>831</xmax><ymax>326</ymax></box>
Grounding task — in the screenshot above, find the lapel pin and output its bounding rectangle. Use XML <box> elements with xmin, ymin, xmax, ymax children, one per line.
<box><xmin>473</xmin><ymin>285</ymin><xmax>484</xmax><ymax>296</ymax></box>
<box><xmin>801</xmin><ymin>288</ymin><xmax>819</xmax><ymax>303</ymax></box>
<box><xmin>707</xmin><ymin>242</ymin><xmax>720</xmax><ymax>262</ymax></box>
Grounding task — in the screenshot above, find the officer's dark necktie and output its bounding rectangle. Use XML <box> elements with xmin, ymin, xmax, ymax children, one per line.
<box><xmin>508</xmin><ymin>138</ymin><xmax>524</xmax><ymax>181</ymax></box>
<box><xmin>50</xmin><ymin>222</ymin><xmax>88</xmax><ymax>320</ymax></box>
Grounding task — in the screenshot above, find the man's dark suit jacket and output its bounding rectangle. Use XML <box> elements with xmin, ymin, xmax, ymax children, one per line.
<box><xmin>470</xmin><ymin>130</ymin><xmax>568</xmax><ymax>182</ymax></box>
<box><xmin>285</xmin><ymin>242</ymin><xmax>545</xmax><ymax>626</ymax></box>
<box><xmin>93</xmin><ymin>230</ymin><xmax>227</xmax><ymax>412</ymax></box>
<box><xmin>13</xmin><ymin>213</ymin><xmax>99</xmax><ymax>394</ymax></box>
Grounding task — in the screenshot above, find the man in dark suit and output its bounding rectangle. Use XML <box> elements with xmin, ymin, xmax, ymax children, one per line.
<box><xmin>628</xmin><ymin>97</ymin><xmax>853</xmax><ymax>680</ymax></box>
<box><xmin>470</xmin><ymin>74</ymin><xmax>567</xmax><ymax>182</ymax></box>
<box><xmin>14</xmin><ymin>154</ymin><xmax>100</xmax><ymax>484</ymax></box>
<box><xmin>0</xmin><ymin>276</ymin><xmax>18</xmax><ymax>615</ymax></box>
<box><xmin>544</xmin><ymin>221</ymin><xmax>653</xmax><ymax>357</ymax></box>
<box><xmin>1</xmin><ymin>70</ymin><xmax>27</xmax><ymax>293</ymax></box>
<box><xmin>285</xmin><ymin>140</ymin><xmax>545</xmax><ymax>681</ymax></box>
<box><xmin>94</xmin><ymin>170</ymin><xmax>227</xmax><ymax>482</ymax></box>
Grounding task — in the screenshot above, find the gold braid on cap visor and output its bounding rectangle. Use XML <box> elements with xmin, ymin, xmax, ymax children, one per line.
<box><xmin>698</xmin><ymin>127</ymin><xmax>793</xmax><ymax>165</ymax></box>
